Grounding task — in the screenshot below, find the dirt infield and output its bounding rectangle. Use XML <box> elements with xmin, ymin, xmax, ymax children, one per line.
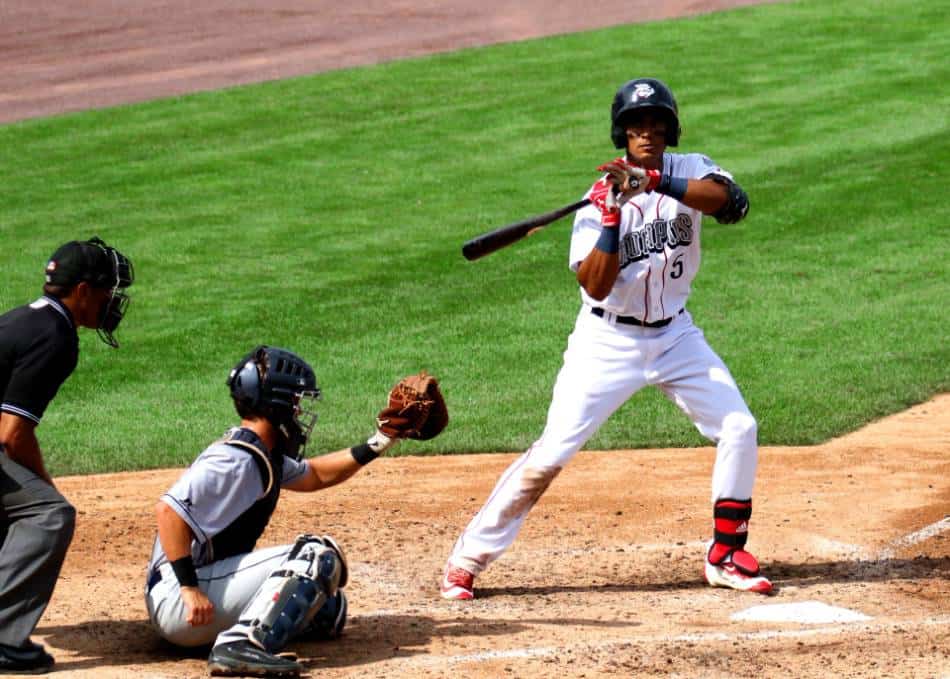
<box><xmin>43</xmin><ymin>394</ymin><xmax>950</xmax><ymax>678</ymax></box>
<box><xmin>4</xmin><ymin>0</ymin><xmax>948</xmax><ymax>676</ymax></box>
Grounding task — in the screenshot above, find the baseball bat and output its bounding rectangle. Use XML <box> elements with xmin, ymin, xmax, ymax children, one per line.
<box><xmin>461</xmin><ymin>198</ymin><xmax>591</xmax><ymax>261</ymax></box>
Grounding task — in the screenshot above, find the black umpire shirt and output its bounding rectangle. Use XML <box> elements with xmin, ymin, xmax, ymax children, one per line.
<box><xmin>0</xmin><ymin>296</ymin><xmax>79</xmax><ymax>426</ymax></box>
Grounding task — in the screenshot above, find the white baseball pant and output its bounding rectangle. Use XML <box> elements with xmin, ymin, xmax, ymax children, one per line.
<box><xmin>449</xmin><ymin>307</ymin><xmax>758</xmax><ymax>575</ymax></box>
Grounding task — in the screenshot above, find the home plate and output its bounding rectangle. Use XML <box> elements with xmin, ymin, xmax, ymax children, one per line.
<box><xmin>731</xmin><ymin>601</ymin><xmax>872</xmax><ymax>624</ymax></box>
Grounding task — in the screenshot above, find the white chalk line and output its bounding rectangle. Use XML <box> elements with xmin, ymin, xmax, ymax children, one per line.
<box><xmin>877</xmin><ymin>516</ymin><xmax>950</xmax><ymax>559</ymax></box>
<box><xmin>391</xmin><ymin>616</ymin><xmax>950</xmax><ymax>667</ymax></box>
<box><xmin>811</xmin><ymin>515</ymin><xmax>950</xmax><ymax>561</ymax></box>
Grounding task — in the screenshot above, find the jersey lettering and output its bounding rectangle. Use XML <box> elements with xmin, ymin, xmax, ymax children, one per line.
<box><xmin>619</xmin><ymin>214</ymin><xmax>694</xmax><ymax>269</ymax></box>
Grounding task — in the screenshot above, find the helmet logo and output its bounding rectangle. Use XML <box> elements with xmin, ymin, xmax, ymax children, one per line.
<box><xmin>631</xmin><ymin>83</ymin><xmax>655</xmax><ymax>102</ymax></box>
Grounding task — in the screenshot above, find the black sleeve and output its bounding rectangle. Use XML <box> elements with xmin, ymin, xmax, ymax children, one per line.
<box><xmin>702</xmin><ymin>173</ymin><xmax>750</xmax><ymax>224</ymax></box>
<box><xmin>2</xmin><ymin>327</ymin><xmax>78</xmax><ymax>424</ymax></box>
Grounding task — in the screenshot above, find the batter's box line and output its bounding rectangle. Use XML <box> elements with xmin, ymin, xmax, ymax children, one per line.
<box><xmin>390</xmin><ymin>615</ymin><xmax>950</xmax><ymax>669</ymax></box>
<box><xmin>814</xmin><ymin>515</ymin><xmax>950</xmax><ymax>562</ymax></box>
<box><xmin>876</xmin><ymin>516</ymin><xmax>950</xmax><ymax>560</ymax></box>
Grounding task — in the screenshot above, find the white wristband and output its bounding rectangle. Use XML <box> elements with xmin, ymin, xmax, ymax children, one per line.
<box><xmin>366</xmin><ymin>430</ymin><xmax>395</xmax><ymax>454</ymax></box>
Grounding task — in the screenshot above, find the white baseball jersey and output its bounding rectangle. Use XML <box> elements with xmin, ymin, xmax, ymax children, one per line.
<box><xmin>571</xmin><ymin>152</ymin><xmax>733</xmax><ymax>322</ymax></box>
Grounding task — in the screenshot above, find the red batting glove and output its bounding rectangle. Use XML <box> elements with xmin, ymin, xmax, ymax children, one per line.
<box><xmin>597</xmin><ymin>157</ymin><xmax>665</xmax><ymax>195</ymax></box>
<box><xmin>588</xmin><ymin>177</ymin><xmax>621</xmax><ymax>228</ymax></box>
<box><xmin>597</xmin><ymin>158</ymin><xmax>662</xmax><ymax>199</ymax></box>
<box><xmin>644</xmin><ymin>169</ymin><xmax>662</xmax><ymax>192</ymax></box>
<box><xmin>602</xmin><ymin>186</ymin><xmax>622</xmax><ymax>227</ymax></box>
<box><xmin>588</xmin><ymin>177</ymin><xmax>612</xmax><ymax>212</ymax></box>
<box><xmin>596</xmin><ymin>158</ymin><xmax>637</xmax><ymax>192</ymax></box>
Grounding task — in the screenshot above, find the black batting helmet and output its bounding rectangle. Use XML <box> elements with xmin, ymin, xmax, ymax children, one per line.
<box><xmin>610</xmin><ymin>78</ymin><xmax>681</xmax><ymax>148</ymax></box>
<box><xmin>228</xmin><ymin>346</ymin><xmax>321</xmax><ymax>459</ymax></box>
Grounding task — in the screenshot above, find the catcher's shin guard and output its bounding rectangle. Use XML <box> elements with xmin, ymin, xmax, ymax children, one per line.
<box><xmin>704</xmin><ymin>499</ymin><xmax>772</xmax><ymax>594</ymax></box>
<box><xmin>302</xmin><ymin>590</ymin><xmax>348</xmax><ymax>640</ymax></box>
<box><xmin>241</xmin><ymin>536</ymin><xmax>346</xmax><ymax>652</ymax></box>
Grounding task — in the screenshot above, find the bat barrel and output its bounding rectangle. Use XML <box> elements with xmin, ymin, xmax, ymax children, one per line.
<box><xmin>461</xmin><ymin>198</ymin><xmax>590</xmax><ymax>261</ymax></box>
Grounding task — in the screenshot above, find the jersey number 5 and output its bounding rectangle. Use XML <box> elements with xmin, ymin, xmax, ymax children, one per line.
<box><xmin>670</xmin><ymin>254</ymin><xmax>685</xmax><ymax>280</ymax></box>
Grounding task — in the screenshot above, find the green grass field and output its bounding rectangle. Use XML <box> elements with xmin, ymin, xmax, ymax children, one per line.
<box><xmin>1</xmin><ymin>0</ymin><xmax>947</xmax><ymax>475</ymax></box>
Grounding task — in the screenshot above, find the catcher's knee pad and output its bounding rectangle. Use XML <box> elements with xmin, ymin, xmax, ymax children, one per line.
<box><xmin>318</xmin><ymin>534</ymin><xmax>348</xmax><ymax>590</ymax></box>
<box><xmin>286</xmin><ymin>533</ymin><xmax>348</xmax><ymax>590</ymax></box>
<box><xmin>241</xmin><ymin>536</ymin><xmax>347</xmax><ymax>652</ymax></box>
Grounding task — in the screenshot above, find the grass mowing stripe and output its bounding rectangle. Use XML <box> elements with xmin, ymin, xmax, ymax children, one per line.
<box><xmin>0</xmin><ymin>0</ymin><xmax>947</xmax><ymax>473</ymax></box>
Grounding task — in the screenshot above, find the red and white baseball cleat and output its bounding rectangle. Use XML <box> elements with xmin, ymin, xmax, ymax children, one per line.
<box><xmin>704</xmin><ymin>542</ymin><xmax>773</xmax><ymax>594</ymax></box>
<box><xmin>440</xmin><ymin>563</ymin><xmax>475</xmax><ymax>600</ymax></box>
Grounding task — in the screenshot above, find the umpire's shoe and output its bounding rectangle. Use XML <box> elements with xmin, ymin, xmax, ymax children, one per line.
<box><xmin>208</xmin><ymin>640</ymin><xmax>302</xmax><ymax>677</ymax></box>
<box><xmin>0</xmin><ymin>640</ymin><xmax>55</xmax><ymax>675</ymax></box>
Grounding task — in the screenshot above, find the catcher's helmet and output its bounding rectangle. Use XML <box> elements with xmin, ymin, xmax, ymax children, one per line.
<box><xmin>228</xmin><ymin>346</ymin><xmax>321</xmax><ymax>459</ymax></box>
<box><xmin>610</xmin><ymin>78</ymin><xmax>681</xmax><ymax>148</ymax></box>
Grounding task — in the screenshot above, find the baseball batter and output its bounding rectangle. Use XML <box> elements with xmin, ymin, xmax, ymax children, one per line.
<box><xmin>146</xmin><ymin>346</ymin><xmax>446</xmax><ymax>677</ymax></box>
<box><xmin>442</xmin><ymin>77</ymin><xmax>771</xmax><ymax>599</ymax></box>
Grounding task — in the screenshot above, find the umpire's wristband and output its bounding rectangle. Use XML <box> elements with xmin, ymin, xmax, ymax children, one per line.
<box><xmin>170</xmin><ymin>555</ymin><xmax>199</xmax><ymax>588</ymax></box>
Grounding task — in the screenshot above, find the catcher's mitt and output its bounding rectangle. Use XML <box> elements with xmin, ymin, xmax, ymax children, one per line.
<box><xmin>377</xmin><ymin>371</ymin><xmax>448</xmax><ymax>440</ymax></box>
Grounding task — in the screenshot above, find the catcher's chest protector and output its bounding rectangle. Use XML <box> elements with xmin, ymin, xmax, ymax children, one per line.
<box><xmin>209</xmin><ymin>428</ymin><xmax>282</xmax><ymax>561</ymax></box>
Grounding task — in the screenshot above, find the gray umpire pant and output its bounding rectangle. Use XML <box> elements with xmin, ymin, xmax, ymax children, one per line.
<box><xmin>0</xmin><ymin>451</ymin><xmax>76</xmax><ymax>647</ymax></box>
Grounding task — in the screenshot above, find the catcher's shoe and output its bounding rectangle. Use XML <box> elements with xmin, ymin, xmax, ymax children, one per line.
<box><xmin>704</xmin><ymin>541</ymin><xmax>773</xmax><ymax>594</ymax></box>
<box><xmin>208</xmin><ymin>641</ymin><xmax>302</xmax><ymax>677</ymax></box>
<box><xmin>0</xmin><ymin>640</ymin><xmax>54</xmax><ymax>675</ymax></box>
<box><xmin>440</xmin><ymin>563</ymin><xmax>475</xmax><ymax>600</ymax></box>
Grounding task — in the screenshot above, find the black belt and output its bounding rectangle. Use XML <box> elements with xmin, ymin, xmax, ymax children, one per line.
<box><xmin>590</xmin><ymin>307</ymin><xmax>682</xmax><ymax>328</ymax></box>
<box><xmin>146</xmin><ymin>568</ymin><xmax>162</xmax><ymax>592</ymax></box>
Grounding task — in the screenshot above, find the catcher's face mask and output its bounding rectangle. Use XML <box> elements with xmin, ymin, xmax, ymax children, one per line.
<box><xmin>282</xmin><ymin>389</ymin><xmax>321</xmax><ymax>460</ymax></box>
<box><xmin>94</xmin><ymin>241</ymin><xmax>134</xmax><ymax>348</ymax></box>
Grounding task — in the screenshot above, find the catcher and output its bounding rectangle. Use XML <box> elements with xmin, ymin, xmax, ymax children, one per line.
<box><xmin>144</xmin><ymin>345</ymin><xmax>447</xmax><ymax>677</ymax></box>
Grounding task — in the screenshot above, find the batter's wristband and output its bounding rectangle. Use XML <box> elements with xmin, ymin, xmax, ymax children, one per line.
<box><xmin>656</xmin><ymin>174</ymin><xmax>688</xmax><ymax>201</ymax></box>
<box><xmin>350</xmin><ymin>443</ymin><xmax>379</xmax><ymax>465</ymax></box>
<box><xmin>170</xmin><ymin>555</ymin><xmax>199</xmax><ymax>588</ymax></box>
<box><xmin>594</xmin><ymin>224</ymin><xmax>619</xmax><ymax>253</ymax></box>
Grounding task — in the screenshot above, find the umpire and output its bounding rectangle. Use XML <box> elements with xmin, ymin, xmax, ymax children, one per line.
<box><xmin>0</xmin><ymin>236</ymin><xmax>133</xmax><ymax>673</ymax></box>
